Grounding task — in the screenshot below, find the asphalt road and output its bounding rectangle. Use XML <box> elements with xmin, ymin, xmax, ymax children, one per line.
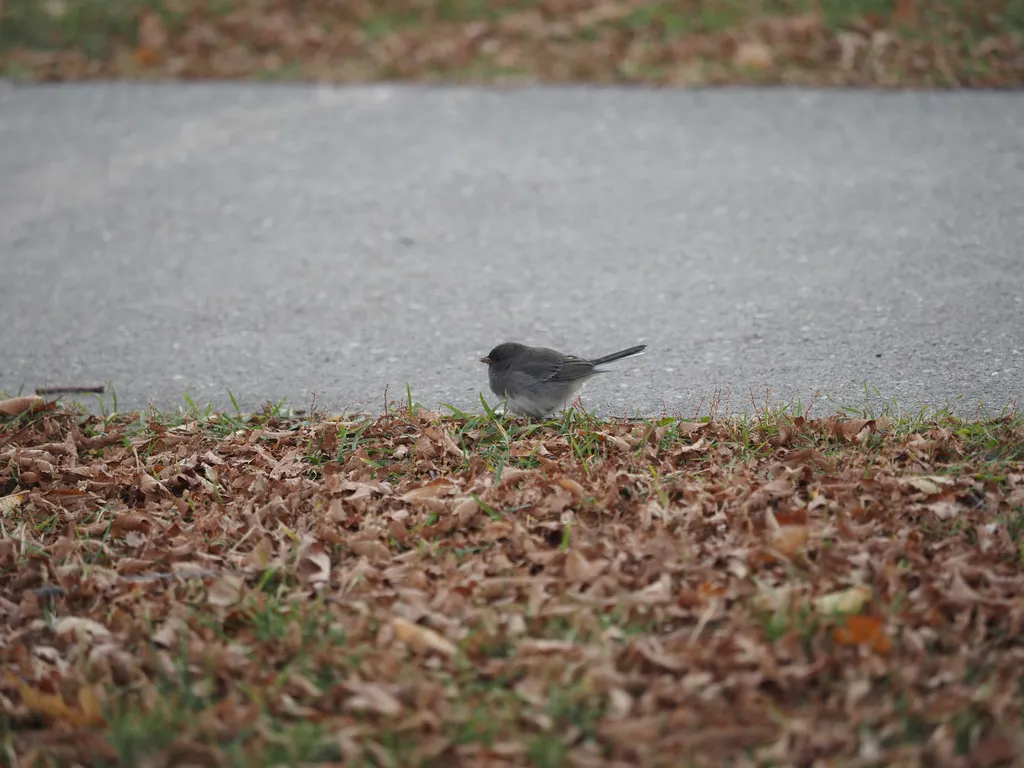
<box><xmin>1</xmin><ymin>82</ymin><xmax>1021</xmax><ymax>419</ymax></box>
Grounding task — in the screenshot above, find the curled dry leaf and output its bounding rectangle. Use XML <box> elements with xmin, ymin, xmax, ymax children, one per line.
<box><xmin>391</xmin><ymin>616</ymin><xmax>457</xmax><ymax>658</ymax></box>
<box><xmin>677</xmin><ymin>437</ymin><xmax>707</xmax><ymax>454</ymax></box>
<box><xmin>297</xmin><ymin>542</ymin><xmax>331</xmax><ymax>587</ymax></box>
<box><xmin>555</xmin><ymin>476</ymin><xmax>585</xmax><ymax>497</ymax></box>
<box><xmin>834</xmin><ymin>418</ymin><xmax>875</xmax><ymax>444</ymax></box>
<box><xmin>206</xmin><ymin>573</ymin><xmax>245</xmax><ymax>607</ymax></box>
<box><xmin>768</xmin><ymin>525</ymin><xmax>809</xmax><ymax>560</ymax></box>
<box><xmin>109</xmin><ymin>513</ymin><xmax>153</xmax><ymax>538</ymax></box>
<box><xmin>564</xmin><ymin>549</ymin><xmax>608</xmax><ymax>583</ymax></box>
<box><xmin>734</xmin><ymin>40</ymin><xmax>774</xmax><ymax>69</ymax></box>
<box><xmin>136</xmin><ymin>472</ymin><xmax>167</xmax><ymax>496</ymax></box>
<box><xmin>344</xmin><ymin>681</ymin><xmax>403</xmax><ymax>717</ymax></box>
<box><xmin>401</xmin><ymin>479</ymin><xmax>456</xmax><ymax>500</ymax></box>
<box><xmin>0</xmin><ymin>395</ymin><xmax>45</xmax><ymax>416</ymax></box>
<box><xmin>904</xmin><ymin>476</ymin><xmax>949</xmax><ymax>495</ymax></box>
<box><xmin>54</xmin><ymin>616</ymin><xmax>112</xmax><ymax>641</ymax></box>
<box><xmin>453</xmin><ymin>496</ymin><xmax>480</xmax><ymax>526</ymax></box>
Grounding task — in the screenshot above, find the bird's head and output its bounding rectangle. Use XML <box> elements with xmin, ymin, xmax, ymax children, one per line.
<box><xmin>479</xmin><ymin>342</ymin><xmax>524</xmax><ymax>369</ymax></box>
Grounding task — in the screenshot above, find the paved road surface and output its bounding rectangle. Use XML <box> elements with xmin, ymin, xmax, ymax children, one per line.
<box><xmin>1</xmin><ymin>82</ymin><xmax>1021</xmax><ymax>418</ymax></box>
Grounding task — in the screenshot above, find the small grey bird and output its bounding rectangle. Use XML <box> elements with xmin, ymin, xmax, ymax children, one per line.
<box><xmin>479</xmin><ymin>341</ymin><xmax>647</xmax><ymax>418</ymax></box>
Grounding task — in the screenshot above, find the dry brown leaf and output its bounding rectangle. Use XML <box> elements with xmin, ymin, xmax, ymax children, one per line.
<box><xmin>344</xmin><ymin>681</ymin><xmax>403</xmax><ymax>717</ymax></box>
<box><xmin>401</xmin><ymin>480</ymin><xmax>456</xmax><ymax>500</ymax></box>
<box><xmin>835</xmin><ymin>418</ymin><xmax>875</xmax><ymax>443</ymax></box>
<box><xmin>677</xmin><ymin>437</ymin><xmax>707</xmax><ymax>454</ymax></box>
<box><xmin>894</xmin><ymin>0</ymin><xmax>918</xmax><ymax>24</ymax></box>
<box><xmin>110</xmin><ymin>513</ymin><xmax>153</xmax><ymax>538</ymax></box>
<box><xmin>904</xmin><ymin>476</ymin><xmax>949</xmax><ymax>495</ymax></box>
<box><xmin>3</xmin><ymin>401</ymin><xmax>1023</xmax><ymax>767</ymax></box>
<box><xmin>206</xmin><ymin>573</ymin><xmax>245</xmax><ymax>607</ymax></box>
<box><xmin>453</xmin><ymin>496</ymin><xmax>480</xmax><ymax>526</ymax></box>
<box><xmin>0</xmin><ymin>395</ymin><xmax>45</xmax><ymax>416</ymax></box>
<box><xmin>564</xmin><ymin>549</ymin><xmax>607</xmax><ymax>582</ymax></box>
<box><xmin>767</xmin><ymin>524</ymin><xmax>809</xmax><ymax>560</ymax></box>
<box><xmin>136</xmin><ymin>472</ymin><xmax>167</xmax><ymax>496</ymax></box>
<box><xmin>138</xmin><ymin>10</ymin><xmax>169</xmax><ymax>53</ymax></box>
<box><xmin>555</xmin><ymin>476</ymin><xmax>585</xmax><ymax>497</ymax></box>
<box><xmin>734</xmin><ymin>40</ymin><xmax>773</xmax><ymax>70</ymax></box>
<box><xmin>297</xmin><ymin>542</ymin><xmax>331</xmax><ymax>586</ymax></box>
<box><xmin>54</xmin><ymin>616</ymin><xmax>111</xmax><ymax>641</ymax></box>
<box><xmin>391</xmin><ymin>617</ymin><xmax>457</xmax><ymax>657</ymax></box>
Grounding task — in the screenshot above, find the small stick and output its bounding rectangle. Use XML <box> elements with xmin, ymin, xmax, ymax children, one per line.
<box><xmin>35</xmin><ymin>385</ymin><xmax>106</xmax><ymax>395</ymax></box>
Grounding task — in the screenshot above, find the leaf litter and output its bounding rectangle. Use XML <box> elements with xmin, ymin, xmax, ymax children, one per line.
<box><xmin>1</xmin><ymin>402</ymin><xmax>1023</xmax><ymax>766</ymax></box>
<box><xmin>1</xmin><ymin>0</ymin><xmax>1022</xmax><ymax>88</ymax></box>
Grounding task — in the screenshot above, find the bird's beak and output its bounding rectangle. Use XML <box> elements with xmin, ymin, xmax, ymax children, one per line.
<box><xmin>479</xmin><ymin>356</ymin><xmax>491</xmax><ymax>364</ymax></box>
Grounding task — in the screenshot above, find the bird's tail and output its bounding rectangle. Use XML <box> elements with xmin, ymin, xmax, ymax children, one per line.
<box><xmin>590</xmin><ymin>344</ymin><xmax>647</xmax><ymax>367</ymax></box>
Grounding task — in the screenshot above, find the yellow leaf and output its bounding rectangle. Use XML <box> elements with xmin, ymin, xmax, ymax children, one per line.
<box><xmin>905</xmin><ymin>477</ymin><xmax>942</xmax><ymax>495</ymax></box>
<box><xmin>814</xmin><ymin>584</ymin><xmax>872</xmax><ymax>615</ymax></box>
<box><xmin>14</xmin><ymin>679</ymin><xmax>103</xmax><ymax>727</ymax></box>
<box><xmin>0</xmin><ymin>492</ymin><xmax>24</xmax><ymax>512</ymax></box>
<box><xmin>76</xmin><ymin>685</ymin><xmax>107</xmax><ymax>727</ymax></box>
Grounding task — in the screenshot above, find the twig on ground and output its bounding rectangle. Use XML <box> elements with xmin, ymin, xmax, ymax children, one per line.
<box><xmin>35</xmin><ymin>385</ymin><xmax>106</xmax><ymax>395</ymax></box>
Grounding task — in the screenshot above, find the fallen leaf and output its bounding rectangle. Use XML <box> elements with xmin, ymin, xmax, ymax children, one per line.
<box><xmin>905</xmin><ymin>476</ymin><xmax>944</xmax><ymax>495</ymax></box>
<box><xmin>833</xmin><ymin>614</ymin><xmax>892</xmax><ymax>655</ymax></box>
<box><xmin>564</xmin><ymin>549</ymin><xmax>607</xmax><ymax>582</ymax></box>
<box><xmin>814</xmin><ymin>584</ymin><xmax>872</xmax><ymax>615</ymax></box>
<box><xmin>206</xmin><ymin>573</ymin><xmax>245</xmax><ymax>606</ymax></box>
<box><xmin>893</xmin><ymin>0</ymin><xmax>917</xmax><ymax>24</ymax></box>
<box><xmin>297</xmin><ymin>542</ymin><xmax>331</xmax><ymax>586</ymax></box>
<box><xmin>391</xmin><ymin>617</ymin><xmax>456</xmax><ymax>657</ymax></box>
<box><xmin>344</xmin><ymin>681</ymin><xmax>403</xmax><ymax>717</ymax></box>
<box><xmin>555</xmin><ymin>476</ymin><xmax>585</xmax><ymax>497</ymax></box>
<box><xmin>0</xmin><ymin>492</ymin><xmax>24</xmax><ymax>512</ymax></box>
<box><xmin>11</xmin><ymin>678</ymin><xmax>105</xmax><ymax>727</ymax></box>
<box><xmin>401</xmin><ymin>480</ymin><xmax>456</xmax><ymax>500</ymax></box>
<box><xmin>55</xmin><ymin>616</ymin><xmax>111</xmax><ymax>641</ymax></box>
<box><xmin>76</xmin><ymin>684</ymin><xmax>106</xmax><ymax>726</ymax></box>
<box><xmin>768</xmin><ymin>525</ymin><xmax>809</xmax><ymax>560</ymax></box>
<box><xmin>751</xmin><ymin>584</ymin><xmax>795</xmax><ymax>613</ymax></box>
<box><xmin>734</xmin><ymin>40</ymin><xmax>773</xmax><ymax>70</ymax></box>
<box><xmin>138</xmin><ymin>10</ymin><xmax>168</xmax><ymax>52</ymax></box>
<box><xmin>0</xmin><ymin>395</ymin><xmax>45</xmax><ymax>416</ymax></box>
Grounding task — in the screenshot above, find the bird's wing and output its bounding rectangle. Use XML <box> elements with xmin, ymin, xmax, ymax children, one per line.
<box><xmin>515</xmin><ymin>348</ymin><xmax>598</xmax><ymax>383</ymax></box>
<box><xmin>550</xmin><ymin>356</ymin><xmax>599</xmax><ymax>382</ymax></box>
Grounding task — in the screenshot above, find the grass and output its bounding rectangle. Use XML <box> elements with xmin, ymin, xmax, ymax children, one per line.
<box><xmin>1</xmin><ymin>0</ymin><xmax>1023</xmax><ymax>87</ymax></box>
